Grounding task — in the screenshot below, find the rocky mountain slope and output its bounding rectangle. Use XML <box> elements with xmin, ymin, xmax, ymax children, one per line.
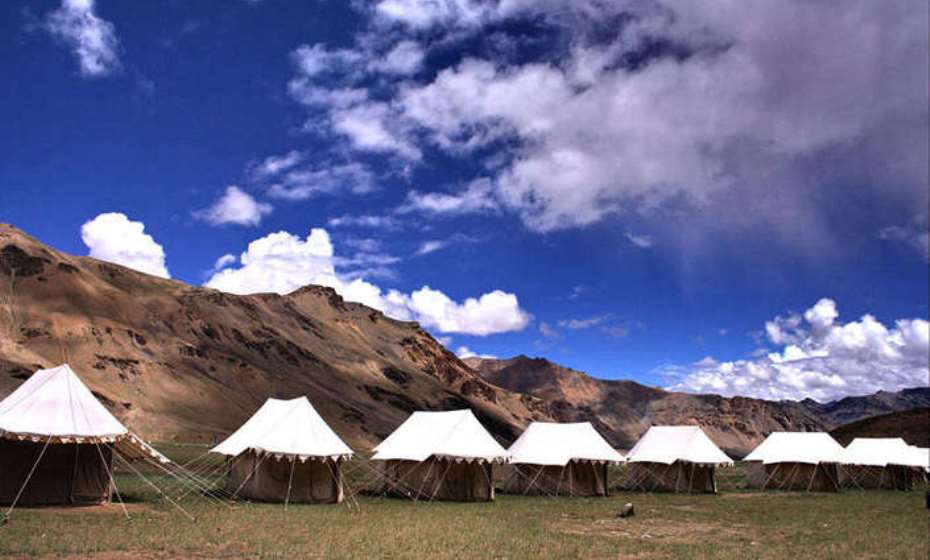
<box><xmin>465</xmin><ymin>355</ymin><xmax>930</xmax><ymax>456</ymax></box>
<box><xmin>0</xmin><ymin>224</ymin><xmax>550</xmax><ymax>448</ymax></box>
<box><xmin>830</xmin><ymin>407</ymin><xmax>930</xmax><ymax>447</ymax></box>
<box><xmin>2</xmin><ymin>223</ymin><xmax>925</xmax><ymax>456</ymax></box>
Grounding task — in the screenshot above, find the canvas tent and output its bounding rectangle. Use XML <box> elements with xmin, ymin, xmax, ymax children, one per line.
<box><xmin>839</xmin><ymin>438</ymin><xmax>925</xmax><ymax>490</ymax></box>
<box><xmin>0</xmin><ymin>364</ymin><xmax>167</xmax><ymax>509</ymax></box>
<box><xmin>743</xmin><ymin>432</ymin><xmax>843</xmax><ymax>491</ymax></box>
<box><xmin>503</xmin><ymin>422</ymin><xmax>623</xmax><ymax>496</ymax></box>
<box><xmin>621</xmin><ymin>426</ymin><xmax>733</xmax><ymax>493</ymax></box>
<box><xmin>211</xmin><ymin>397</ymin><xmax>353</xmax><ymax>504</ymax></box>
<box><xmin>372</xmin><ymin>409</ymin><xmax>508</xmax><ymax>502</ymax></box>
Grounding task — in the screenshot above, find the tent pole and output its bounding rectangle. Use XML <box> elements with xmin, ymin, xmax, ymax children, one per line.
<box><xmin>806</xmin><ymin>464</ymin><xmax>818</xmax><ymax>492</ymax></box>
<box><xmin>284</xmin><ymin>457</ymin><xmax>296</xmax><ymax>511</ymax></box>
<box><xmin>414</xmin><ymin>459</ymin><xmax>437</xmax><ymax>503</ymax></box>
<box><xmin>2</xmin><ymin>435</ymin><xmax>52</xmax><ymax>523</ymax></box>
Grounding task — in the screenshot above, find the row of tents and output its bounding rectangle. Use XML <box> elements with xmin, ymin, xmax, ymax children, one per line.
<box><xmin>1</xmin><ymin>365</ymin><xmax>928</xmax><ymax>512</ymax></box>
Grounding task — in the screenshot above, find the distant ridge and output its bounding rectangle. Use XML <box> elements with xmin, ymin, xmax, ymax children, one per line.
<box><xmin>465</xmin><ymin>355</ymin><xmax>930</xmax><ymax>455</ymax></box>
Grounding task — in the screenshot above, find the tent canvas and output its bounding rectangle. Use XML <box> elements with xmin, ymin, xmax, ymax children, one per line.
<box><xmin>621</xmin><ymin>426</ymin><xmax>733</xmax><ymax>494</ymax></box>
<box><xmin>743</xmin><ymin>432</ymin><xmax>844</xmax><ymax>491</ymax></box>
<box><xmin>503</xmin><ymin>422</ymin><xmax>623</xmax><ymax>496</ymax></box>
<box><xmin>211</xmin><ymin>397</ymin><xmax>353</xmax><ymax>504</ymax></box>
<box><xmin>373</xmin><ymin>410</ymin><xmax>508</xmax><ymax>502</ymax></box>
<box><xmin>0</xmin><ymin>364</ymin><xmax>167</xmax><ymax>508</ymax></box>
<box><xmin>839</xmin><ymin>438</ymin><xmax>924</xmax><ymax>490</ymax></box>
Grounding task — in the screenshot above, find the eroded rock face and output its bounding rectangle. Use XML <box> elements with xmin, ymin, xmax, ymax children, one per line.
<box><xmin>0</xmin><ymin>223</ymin><xmax>549</xmax><ymax>448</ymax></box>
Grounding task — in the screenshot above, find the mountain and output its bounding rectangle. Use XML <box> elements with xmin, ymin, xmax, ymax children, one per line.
<box><xmin>465</xmin><ymin>355</ymin><xmax>930</xmax><ymax>456</ymax></box>
<box><xmin>830</xmin><ymin>407</ymin><xmax>930</xmax><ymax>447</ymax></box>
<box><xmin>0</xmin><ymin>224</ymin><xmax>550</xmax><ymax>448</ymax></box>
<box><xmin>2</xmin><ymin>223</ymin><xmax>926</xmax><ymax>457</ymax></box>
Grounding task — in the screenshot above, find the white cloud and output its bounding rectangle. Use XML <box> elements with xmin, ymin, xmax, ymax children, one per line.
<box><xmin>204</xmin><ymin>228</ymin><xmax>531</xmax><ymax>336</ymax></box>
<box><xmin>625</xmin><ymin>231</ymin><xmax>653</xmax><ymax>249</ymax></box>
<box><xmin>399</xmin><ymin>179</ymin><xmax>497</xmax><ymax>215</ymax></box>
<box><xmin>371</xmin><ymin>40</ymin><xmax>425</xmax><ymax>75</ymax></box>
<box><xmin>415</xmin><ymin>240</ymin><xmax>447</xmax><ymax>256</ymax></box>
<box><xmin>327</xmin><ymin>214</ymin><xmax>401</xmax><ymax>229</ymax></box>
<box><xmin>251</xmin><ymin>151</ymin><xmax>303</xmax><ymax>179</ymax></box>
<box><xmin>265</xmin><ymin>162</ymin><xmax>374</xmax><ymax>201</ymax></box>
<box><xmin>196</xmin><ymin>186</ymin><xmax>272</xmax><ymax>226</ymax></box>
<box><xmin>558</xmin><ymin>315</ymin><xmax>609</xmax><ymax>330</ymax></box>
<box><xmin>80</xmin><ymin>212</ymin><xmax>169</xmax><ymax>278</ymax></box>
<box><xmin>877</xmin><ymin>216</ymin><xmax>930</xmax><ymax>262</ymax></box>
<box><xmin>538</xmin><ymin>321</ymin><xmax>560</xmax><ymax>339</ymax></box>
<box><xmin>667</xmin><ymin>298</ymin><xmax>930</xmax><ymax>402</ymax></box>
<box><xmin>44</xmin><ymin>0</ymin><xmax>119</xmax><ymax>77</ymax></box>
<box><xmin>456</xmin><ymin>346</ymin><xmax>498</xmax><ymax>360</ymax></box>
<box><xmin>296</xmin><ymin>0</ymin><xmax>926</xmax><ymax>250</ymax></box>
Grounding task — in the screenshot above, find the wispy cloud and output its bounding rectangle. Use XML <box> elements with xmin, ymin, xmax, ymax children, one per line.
<box><xmin>43</xmin><ymin>0</ymin><xmax>119</xmax><ymax>77</ymax></box>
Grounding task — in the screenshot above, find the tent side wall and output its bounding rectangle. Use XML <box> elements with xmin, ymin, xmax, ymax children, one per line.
<box><xmin>622</xmin><ymin>461</ymin><xmax>717</xmax><ymax>493</ymax></box>
<box><xmin>502</xmin><ymin>462</ymin><xmax>609</xmax><ymax>496</ymax></box>
<box><xmin>839</xmin><ymin>465</ymin><xmax>916</xmax><ymax>490</ymax></box>
<box><xmin>0</xmin><ymin>439</ymin><xmax>112</xmax><ymax>506</ymax></box>
<box><xmin>226</xmin><ymin>453</ymin><xmax>344</xmax><ymax>504</ymax></box>
<box><xmin>745</xmin><ymin>462</ymin><xmax>839</xmax><ymax>492</ymax></box>
<box><xmin>382</xmin><ymin>458</ymin><xmax>494</xmax><ymax>502</ymax></box>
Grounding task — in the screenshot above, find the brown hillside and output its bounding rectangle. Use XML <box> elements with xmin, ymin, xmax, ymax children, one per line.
<box><xmin>830</xmin><ymin>407</ymin><xmax>930</xmax><ymax>447</ymax></box>
<box><xmin>0</xmin><ymin>224</ymin><xmax>551</xmax><ymax>448</ymax></box>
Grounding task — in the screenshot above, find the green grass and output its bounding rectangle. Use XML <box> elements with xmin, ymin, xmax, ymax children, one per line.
<box><xmin>1</xmin><ymin>445</ymin><xmax>927</xmax><ymax>559</ymax></box>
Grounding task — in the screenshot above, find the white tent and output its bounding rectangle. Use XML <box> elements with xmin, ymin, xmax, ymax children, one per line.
<box><xmin>0</xmin><ymin>364</ymin><xmax>166</xmax><ymax>462</ymax></box>
<box><xmin>373</xmin><ymin>409</ymin><xmax>508</xmax><ymax>501</ymax></box>
<box><xmin>508</xmin><ymin>422</ymin><xmax>625</xmax><ymax>466</ymax></box>
<box><xmin>840</xmin><ymin>437</ymin><xmax>913</xmax><ymax>467</ymax></box>
<box><xmin>626</xmin><ymin>426</ymin><xmax>733</xmax><ymax>466</ymax></box>
<box><xmin>0</xmin><ymin>364</ymin><xmax>167</xmax><ymax>511</ymax></box>
<box><xmin>211</xmin><ymin>397</ymin><xmax>353</xmax><ymax>504</ymax></box>
<box><xmin>743</xmin><ymin>432</ymin><xmax>844</xmax><ymax>491</ymax></box>
<box><xmin>839</xmin><ymin>438</ymin><xmax>923</xmax><ymax>490</ymax></box>
<box><xmin>373</xmin><ymin>409</ymin><xmax>508</xmax><ymax>464</ymax></box>
<box><xmin>622</xmin><ymin>425</ymin><xmax>733</xmax><ymax>493</ymax></box>
<box><xmin>908</xmin><ymin>446</ymin><xmax>929</xmax><ymax>473</ymax></box>
<box><xmin>744</xmin><ymin>432</ymin><xmax>844</xmax><ymax>464</ymax></box>
<box><xmin>503</xmin><ymin>422</ymin><xmax>623</xmax><ymax>496</ymax></box>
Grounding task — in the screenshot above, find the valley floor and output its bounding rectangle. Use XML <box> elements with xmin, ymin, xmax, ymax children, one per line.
<box><xmin>1</xmin><ymin>447</ymin><xmax>926</xmax><ymax>559</ymax></box>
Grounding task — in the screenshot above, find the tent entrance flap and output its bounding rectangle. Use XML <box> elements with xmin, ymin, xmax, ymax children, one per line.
<box><xmin>0</xmin><ymin>439</ymin><xmax>112</xmax><ymax>506</ymax></box>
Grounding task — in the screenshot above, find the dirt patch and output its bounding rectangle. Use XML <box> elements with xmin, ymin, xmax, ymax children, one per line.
<box><xmin>553</xmin><ymin>517</ymin><xmax>753</xmax><ymax>544</ymax></box>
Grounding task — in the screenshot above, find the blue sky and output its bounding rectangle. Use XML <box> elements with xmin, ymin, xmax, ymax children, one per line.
<box><xmin>1</xmin><ymin>0</ymin><xmax>927</xmax><ymax>402</ymax></box>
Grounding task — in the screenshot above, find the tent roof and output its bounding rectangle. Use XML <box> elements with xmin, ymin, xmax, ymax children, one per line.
<box><xmin>626</xmin><ymin>425</ymin><xmax>733</xmax><ymax>466</ymax></box>
<box><xmin>372</xmin><ymin>409</ymin><xmax>509</xmax><ymax>463</ymax></box>
<box><xmin>0</xmin><ymin>364</ymin><xmax>168</xmax><ymax>462</ymax></box>
<box><xmin>211</xmin><ymin>397</ymin><xmax>353</xmax><ymax>461</ymax></box>
<box><xmin>909</xmin><ymin>446</ymin><xmax>929</xmax><ymax>472</ymax></box>
<box><xmin>840</xmin><ymin>437</ymin><xmax>920</xmax><ymax>468</ymax></box>
<box><xmin>508</xmin><ymin>422</ymin><xmax>624</xmax><ymax>466</ymax></box>
<box><xmin>743</xmin><ymin>432</ymin><xmax>844</xmax><ymax>464</ymax></box>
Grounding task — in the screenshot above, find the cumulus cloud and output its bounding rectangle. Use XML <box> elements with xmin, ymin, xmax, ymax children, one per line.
<box><xmin>667</xmin><ymin>298</ymin><xmax>930</xmax><ymax>402</ymax></box>
<box><xmin>293</xmin><ymin>0</ymin><xmax>927</xmax><ymax>251</ymax></box>
<box><xmin>196</xmin><ymin>186</ymin><xmax>272</xmax><ymax>226</ymax></box>
<box><xmin>204</xmin><ymin>228</ymin><xmax>531</xmax><ymax>336</ymax></box>
<box><xmin>80</xmin><ymin>212</ymin><xmax>169</xmax><ymax>278</ymax></box>
<box><xmin>44</xmin><ymin>0</ymin><xmax>119</xmax><ymax>77</ymax></box>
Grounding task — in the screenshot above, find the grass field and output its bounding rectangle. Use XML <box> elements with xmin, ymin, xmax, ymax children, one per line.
<box><xmin>1</xmin><ymin>444</ymin><xmax>927</xmax><ymax>559</ymax></box>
